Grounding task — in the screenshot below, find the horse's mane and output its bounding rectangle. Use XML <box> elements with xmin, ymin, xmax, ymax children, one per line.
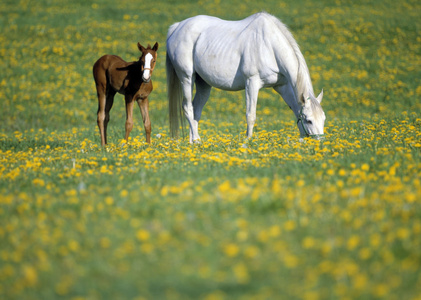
<box><xmin>261</xmin><ymin>12</ymin><xmax>315</xmax><ymax>104</ymax></box>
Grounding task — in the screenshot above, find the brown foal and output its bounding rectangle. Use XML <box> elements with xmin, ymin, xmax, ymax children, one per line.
<box><xmin>93</xmin><ymin>42</ymin><xmax>158</xmax><ymax>145</ymax></box>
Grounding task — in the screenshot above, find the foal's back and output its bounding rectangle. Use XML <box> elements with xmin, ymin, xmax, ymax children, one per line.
<box><xmin>93</xmin><ymin>55</ymin><xmax>134</xmax><ymax>93</ymax></box>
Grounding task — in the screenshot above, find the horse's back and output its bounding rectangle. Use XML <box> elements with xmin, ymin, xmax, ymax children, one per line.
<box><xmin>167</xmin><ymin>12</ymin><xmax>289</xmax><ymax>90</ymax></box>
<box><xmin>167</xmin><ymin>15</ymin><xmax>220</xmax><ymax>56</ymax></box>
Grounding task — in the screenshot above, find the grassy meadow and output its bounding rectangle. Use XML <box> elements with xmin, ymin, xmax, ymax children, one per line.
<box><xmin>1</xmin><ymin>0</ymin><xmax>420</xmax><ymax>299</ymax></box>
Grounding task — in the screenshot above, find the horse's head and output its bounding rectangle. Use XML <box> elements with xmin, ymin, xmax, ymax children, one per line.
<box><xmin>297</xmin><ymin>90</ymin><xmax>326</xmax><ymax>140</ymax></box>
<box><xmin>137</xmin><ymin>42</ymin><xmax>159</xmax><ymax>83</ymax></box>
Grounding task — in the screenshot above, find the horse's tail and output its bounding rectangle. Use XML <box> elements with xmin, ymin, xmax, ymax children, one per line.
<box><xmin>166</xmin><ymin>50</ymin><xmax>183</xmax><ymax>139</ymax></box>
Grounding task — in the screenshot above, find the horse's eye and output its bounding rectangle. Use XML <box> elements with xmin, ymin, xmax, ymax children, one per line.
<box><xmin>307</xmin><ymin>120</ymin><xmax>313</xmax><ymax>125</ymax></box>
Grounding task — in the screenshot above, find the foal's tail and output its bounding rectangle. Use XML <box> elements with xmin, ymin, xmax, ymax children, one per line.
<box><xmin>166</xmin><ymin>52</ymin><xmax>184</xmax><ymax>138</ymax></box>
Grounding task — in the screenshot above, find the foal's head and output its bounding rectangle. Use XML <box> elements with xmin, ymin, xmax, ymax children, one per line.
<box><xmin>137</xmin><ymin>42</ymin><xmax>159</xmax><ymax>82</ymax></box>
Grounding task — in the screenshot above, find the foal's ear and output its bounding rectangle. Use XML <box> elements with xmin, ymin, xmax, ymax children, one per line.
<box><xmin>137</xmin><ymin>42</ymin><xmax>146</xmax><ymax>52</ymax></box>
<box><xmin>152</xmin><ymin>42</ymin><xmax>159</xmax><ymax>52</ymax></box>
<box><xmin>316</xmin><ymin>89</ymin><xmax>324</xmax><ymax>104</ymax></box>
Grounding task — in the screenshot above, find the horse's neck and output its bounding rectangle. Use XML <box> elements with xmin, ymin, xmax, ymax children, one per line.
<box><xmin>289</xmin><ymin>61</ymin><xmax>314</xmax><ymax>108</ymax></box>
<box><xmin>270</xmin><ymin>31</ymin><xmax>314</xmax><ymax>105</ymax></box>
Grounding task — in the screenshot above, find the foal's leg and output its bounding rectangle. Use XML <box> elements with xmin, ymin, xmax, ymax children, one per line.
<box><xmin>192</xmin><ymin>76</ymin><xmax>211</xmax><ymax>137</ymax></box>
<box><xmin>103</xmin><ymin>90</ymin><xmax>115</xmax><ymax>145</ymax></box>
<box><xmin>96</xmin><ymin>82</ymin><xmax>114</xmax><ymax>146</ymax></box>
<box><xmin>96</xmin><ymin>86</ymin><xmax>107</xmax><ymax>146</ymax></box>
<box><xmin>124</xmin><ymin>95</ymin><xmax>135</xmax><ymax>142</ymax></box>
<box><xmin>137</xmin><ymin>97</ymin><xmax>151</xmax><ymax>143</ymax></box>
<box><xmin>245</xmin><ymin>78</ymin><xmax>261</xmax><ymax>138</ymax></box>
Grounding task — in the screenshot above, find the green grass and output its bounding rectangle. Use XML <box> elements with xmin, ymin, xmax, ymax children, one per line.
<box><xmin>0</xmin><ymin>0</ymin><xmax>420</xmax><ymax>299</ymax></box>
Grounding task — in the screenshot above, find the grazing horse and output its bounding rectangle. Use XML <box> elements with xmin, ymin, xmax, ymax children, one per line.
<box><xmin>166</xmin><ymin>12</ymin><xmax>325</xmax><ymax>142</ymax></box>
<box><xmin>93</xmin><ymin>42</ymin><xmax>158</xmax><ymax>145</ymax></box>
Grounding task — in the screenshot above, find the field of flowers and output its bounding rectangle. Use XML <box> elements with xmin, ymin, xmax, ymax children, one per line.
<box><xmin>1</xmin><ymin>0</ymin><xmax>420</xmax><ymax>299</ymax></box>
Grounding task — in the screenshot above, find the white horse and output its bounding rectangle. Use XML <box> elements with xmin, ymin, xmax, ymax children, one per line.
<box><xmin>166</xmin><ymin>12</ymin><xmax>325</xmax><ymax>142</ymax></box>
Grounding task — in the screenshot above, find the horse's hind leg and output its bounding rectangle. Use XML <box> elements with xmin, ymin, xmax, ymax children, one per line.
<box><xmin>192</xmin><ymin>76</ymin><xmax>211</xmax><ymax>136</ymax></box>
<box><xmin>181</xmin><ymin>77</ymin><xmax>198</xmax><ymax>143</ymax></box>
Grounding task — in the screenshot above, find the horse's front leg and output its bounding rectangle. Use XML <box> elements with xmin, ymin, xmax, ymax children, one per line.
<box><xmin>137</xmin><ymin>97</ymin><xmax>151</xmax><ymax>143</ymax></box>
<box><xmin>124</xmin><ymin>95</ymin><xmax>135</xmax><ymax>142</ymax></box>
<box><xmin>245</xmin><ymin>78</ymin><xmax>261</xmax><ymax>139</ymax></box>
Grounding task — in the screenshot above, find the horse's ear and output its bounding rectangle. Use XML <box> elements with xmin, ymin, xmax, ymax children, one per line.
<box><xmin>302</xmin><ymin>94</ymin><xmax>310</xmax><ymax>106</ymax></box>
<box><xmin>316</xmin><ymin>89</ymin><xmax>323</xmax><ymax>104</ymax></box>
<box><xmin>137</xmin><ymin>42</ymin><xmax>146</xmax><ymax>52</ymax></box>
<box><xmin>152</xmin><ymin>42</ymin><xmax>159</xmax><ymax>52</ymax></box>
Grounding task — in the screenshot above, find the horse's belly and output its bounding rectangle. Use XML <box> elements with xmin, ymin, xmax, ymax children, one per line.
<box><xmin>197</xmin><ymin>68</ymin><xmax>245</xmax><ymax>91</ymax></box>
<box><xmin>193</xmin><ymin>55</ymin><xmax>246</xmax><ymax>90</ymax></box>
<box><xmin>193</xmin><ymin>37</ymin><xmax>281</xmax><ymax>90</ymax></box>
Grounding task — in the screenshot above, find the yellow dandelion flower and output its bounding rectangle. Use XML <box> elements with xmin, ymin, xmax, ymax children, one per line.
<box><xmin>361</xmin><ymin>163</ymin><xmax>370</xmax><ymax>171</ymax></box>
<box><xmin>105</xmin><ymin>197</ymin><xmax>114</xmax><ymax>206</ymax></box>
<box><xmin>302</xmin><ymin>236</ymin><xmax>316</xmax><ymax>249</ymax></box>
<box><xmin>396</xmin><ymin>228</ymin><xmax>410</xmax><ymax>240</ymax></box>
<box><xmin>100</xmin><ymin>237</ymin><xmax>111</xmax><ymax>249</ymax></box>
<box><xmin>283</xmin><ymin>254</ymin><xmax>299</xmax><ymax>268</ymax></box>
<box><xmin>32</xmin><ymin>178</ymin><xmax>45</xmax><ymax>187</ymax></box>
<box><xmin>23</xmin><ymin>265</ymin><xmax>37</xmax><ymax>287</ymax></box>
<box><xmin>372</xmin><ymin>283</ymin><xmax>389</xmax><ymax>298</ymax></box>
<box><xmin>353</xmin><ymin>273</ymin><xmax>368</xmax><ymax>290</ymax></box>
<box><xmin>244</xmin><ymin>245</ymin><xmax>259</xmax><ymax>259</ymax></box>
<box><xmin>218</xmin><ymin>180</ymin><xmax>231</xmax><ymax>194</ymax></box>
<box><xmin>347</xmin><ymin>235</ymin><xmax>360</xmax><ymax>250</ymax></box>
<box><xmin>136</xmin><ymin>229</ymin><xmax>150</xmax><ymax>241</ymax></box>
<box><xmin>203</xmin><ymin>291</ymin><xmax>226</xmax><ymax>300</ymax></box>
<box><xmin>233</xmin><ymin>263</ymin><xmax>250</xmax><ymax>284</ymax></box>
<box><xmin>284</xmin><ymin>220</ymin><xmax>296</xmax><ymax>231</ymax></box>
<box><xmin>140</xmin><ymin>243</ymin><xmax>154</xmax><ymax>254</ymax></box>
<box><xmin>68</xmin><ymin>240</ymin><xmax>79</xmax><ymax>252</ymax></box>
<box><xmin>223</xmin><ymin>243</ymin><xmax>239</xmax><ymax>257</ymax></box>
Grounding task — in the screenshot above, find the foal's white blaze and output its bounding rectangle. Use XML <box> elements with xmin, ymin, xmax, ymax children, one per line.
<box><xmin>143</xmin><ymin>53</ymin><xmax>153</xmax><ymax>81</ymax></box>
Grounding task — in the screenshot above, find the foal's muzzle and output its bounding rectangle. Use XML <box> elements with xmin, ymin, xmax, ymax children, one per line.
<box><xmin>142</xmin><ymin>68</ymin><xmax>152</xmax><ymax>83</ymax></box>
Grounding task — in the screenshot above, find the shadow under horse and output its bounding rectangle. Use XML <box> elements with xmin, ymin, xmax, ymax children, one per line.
<box><xmin>93</xmin><ymin>42</ymin><xmax>158</xmax><ymax>145</ymax></box>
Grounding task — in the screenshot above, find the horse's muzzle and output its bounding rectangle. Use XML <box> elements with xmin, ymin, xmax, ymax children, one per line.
<box><xmin>310</xmin><ymin>134</ymin><xmax>325</xmax><ymax>140</ymax></box>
